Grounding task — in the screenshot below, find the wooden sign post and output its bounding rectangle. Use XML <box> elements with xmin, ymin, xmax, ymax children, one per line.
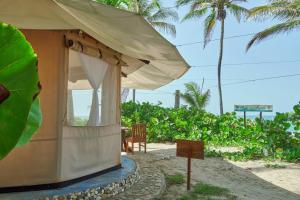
<box><xmin>176</xmin><ymin>140</ymin><xmax>204</xmax><ymax>190</ymax></box>
<box><xmin>234</xmin><ymin>105</ymin><xmax>273</xmax><ymax>127</ymax></box>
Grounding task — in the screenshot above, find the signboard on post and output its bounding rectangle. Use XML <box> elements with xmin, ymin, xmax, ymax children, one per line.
<box><xmin>234</xmin><ymin>105</ymin><xmax>273</xmax><ymax>112</ymax></box>
<box><xmin>234</xmin><ymin>105</ymin><xmax>273</xmax><ymax>127</ymax></box>
<box><xmin>176</xmin><ymin>140</ymin><xmax>204</xmax><ymax>190</ymax></box>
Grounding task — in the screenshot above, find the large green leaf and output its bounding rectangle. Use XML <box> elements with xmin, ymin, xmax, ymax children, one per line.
<box><xmin>16</xmin><ymin>98</ymin><xmax>42</xmax><ymax>147</ymax></box>
<box><xmin>0</xmin><ymin>23</ymin><xmax>40</xmax><ymax>159</ymax></box>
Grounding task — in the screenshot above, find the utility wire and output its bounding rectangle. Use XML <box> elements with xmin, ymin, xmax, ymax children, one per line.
<box><xmin>176</xmin><ymin>33</ymin><xmax>255</xmax><ymax>47</ymax></box>
<box><xmin>191</xmin><ymin>59</ymin><xmax>300</xmax><ymax>68</ymax></box>
<box><xmin>136</xmin><ymin>73</ymin><xmax>300</xmax><ymax>95</ymax></box>
<box><xmin>208</xmin><ymin>73</ymin><xmax>300</xmax><ymax>88</ymax></box>
<box><xmin>176</xmin><ymin>78</ymin><xmax>247</xmax><ymax>81</ymax></box>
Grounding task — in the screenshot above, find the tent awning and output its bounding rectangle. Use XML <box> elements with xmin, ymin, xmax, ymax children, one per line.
<box><xmin>0</xmin><ymin>0</ymin><xmax>190</xmax><ymax>89</ymax></box>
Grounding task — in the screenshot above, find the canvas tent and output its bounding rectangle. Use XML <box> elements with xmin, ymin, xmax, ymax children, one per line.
<box><xmin>0</xmin><ymin>0</ymin><xmax>189</xmax><ymax>89</ymax></box>
<box><xmin>0</xmin><ymin>0</ymin><xmax>189</xmax><ymax>189</ymax></box>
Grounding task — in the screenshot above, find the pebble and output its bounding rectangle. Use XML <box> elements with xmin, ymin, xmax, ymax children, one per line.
<box><xmin>42</xmin><ymin>157</ymin><xmax>140</xmax><ymax>200</ymax></box>
<box><xmin>41</xmin><ymin>153</ymin><xmax>166</xmax><ymax>200</ymax></box>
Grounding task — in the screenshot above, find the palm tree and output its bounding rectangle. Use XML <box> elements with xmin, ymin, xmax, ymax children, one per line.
<box><xmin>98</xmin><ymin>0</ymin><xmax>179</xmax><ymax>36</ymax></box>
<box><xmin>176</xmin><ymin>0</ymin><xmax>249</xmax><ymax>115</ymax></box>
<box><xmin>128</xmin><ymin>0</ymin><xmax>179</xmax><ymax>36</ymax></box>
<box><xmin>247</xmin><ymin>0</ymin><xmax>300</xmax><ymax>50</ymax></box>
<box><xmin>181</xmin><ymin>81</ymin><xmax>210</xmax><ymax>111</ymax></box>
<box><xmin>95</xmin><ymin>0</ymin><xmax>130</xmax><ymax>9</ymax></box>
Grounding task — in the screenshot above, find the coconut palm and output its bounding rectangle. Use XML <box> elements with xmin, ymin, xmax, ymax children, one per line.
<box><xmin>128</xmin><ymin>0</ymin><xmax>179</xmax><ymax>36</ymax></box>
<box><xmin>247</xmin><ymin>0</ymin><xmax>300</xmax><ymax>50</ymax></box>
<box><xmin>98</xmin><ymin>0</ymin><xmax>179</xmax><ymax>36</ymax></box>
<box><xmin>181</xmin><ymin>81</ymin><xmax>210</xmax><ymax>111</ymax></box>
<box><xmin>95</xmin><ymin>0</ymin><xmax>130</xmax><ymax>9</ymax></box>
<box><xmin>177</xmin><ymin>0</ymin><xmax>249</xmax><ymax>115</ymax></box>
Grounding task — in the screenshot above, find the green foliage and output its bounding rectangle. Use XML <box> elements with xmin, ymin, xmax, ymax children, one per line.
<box><xmin>129</xmin><ymin>0</ymin><xmax>179</xmax><ymax>36</ymax></box>
<box><xmin>247</xmin><ymin>0</ymin><xmax>300</xmax><ymax>50</ymax></box>
<box><xmin>177</xmin><ymin>0</ymin><xmax>249</xmax><ymax>47</ymax></box>
<box><xmin>122</xmin><ymin>101</ymin><xmax>300</xmax><ymax>162</ymax></box>
<box><xmin>177</xmin><ymin>0</ymin><xmax>249</xmax><ymax>115</ymax></box>
<box><xmin>0</xmin><ymin>23</ymin><xmax>41</xmax><ymax>159</ymax></box>
<box><xmin>193</xmin><ymin>183</ymin><xmax>230</xmax><ymax>196</ymax></box>
<box><xmin>265</xmin><ymin>163</ymin><xmax>287</xmax><ymax>169</ymax></box>
<box><xmin>73</xmin><ymin>117</ymin><xmax>88</xmax><ymax>126</ymax></box>
<box><xmin>98</xmin><ymin>0</ymin><xmax>178</xmax><ymax>36</ymax></box>
<box><xmin>177</xmin><ymin>182</ymin><xmax>237</xmax><ymax>200</ymax></box>
<box><xmin>180</xmin><ymin>81</ymin><xmax>210</xmax><ymax>111</ymax></box>
<box><xmin>95</xmin><ymin>0</ymin><xmax>130</xmax><ymax>9</ymax></box>
<box><xmin>165</xmin><ymin>173</ymin><xmax>185</xmax><ymax>185</ymax></box>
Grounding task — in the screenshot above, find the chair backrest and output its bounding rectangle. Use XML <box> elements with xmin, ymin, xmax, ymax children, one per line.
<box><xmin>131</xmin><ymin>123</ymin><xmax>146</xmax><ymax>142</ymax></box>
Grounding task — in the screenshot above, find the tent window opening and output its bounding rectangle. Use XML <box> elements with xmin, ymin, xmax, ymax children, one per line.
<box><xmin>67</xmin><ymin>49</ymin><xmax>116</xmax><ymax>126</ymax></box>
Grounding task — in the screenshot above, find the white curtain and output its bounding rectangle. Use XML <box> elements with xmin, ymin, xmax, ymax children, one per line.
<box><xmin>101</xmin><ymin>64</ymin><xmax>117</xmax><ymax>125</ymax></box>
<box><xmin>121</xmin><ymin>88</ymin><xmax>130</xmax><ymax>103</ymax></box>
<box><xmin>79</xmin><ymin>53</ymin><xmax>108</xmax><ymax>126</ymax></box>
<box><xmin>67</xmin><ymin>90</ymin><xmax>74</xmax><ymax>125</ymax></box>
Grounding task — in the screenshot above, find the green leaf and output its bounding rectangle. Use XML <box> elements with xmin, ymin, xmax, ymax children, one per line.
<box><xmin>16</xmin><ymin>98</ymin><xmax>42</xmax><ymax>147</ymax></box>
<box><xmin>0</xmin><ymin>23</ymin><xmax>40</xmax><ymax>159</ymax></box>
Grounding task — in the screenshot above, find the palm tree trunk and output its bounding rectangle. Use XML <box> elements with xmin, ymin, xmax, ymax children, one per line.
<box><xmin>217</xmin><ymin>18</ymin><xmax>225</xmax><ymax>115</ymax></box>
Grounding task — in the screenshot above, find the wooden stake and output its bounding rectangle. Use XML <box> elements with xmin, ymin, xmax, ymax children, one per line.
<box><xmin>260</xmin><ymin>112</ymin><xmax>263</xmax><ymax>122</ymax></box>
<box><xmin>133</xmin><ymin>89</ymin><xmax>136</xmax><ymax>103</ymax></box>
<box><xmin>175</xmin><ymin>90</ymin><xmax>180</xmax><ymax>108</ymax></box>
<box><xmin>187</xmin><ymin>149</ymin><xmax>192</xmax><ymax>190</ymax></box>
<box><xmin>244</xmin><ymin>111</ymin><xmax>247</xmax><ymax>128</ymax></box>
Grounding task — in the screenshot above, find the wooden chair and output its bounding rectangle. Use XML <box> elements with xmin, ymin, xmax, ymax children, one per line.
<box><xmin>125</xmin><ymin>124</ymin><xmax>147</xmax><ymax>154</ymax></box>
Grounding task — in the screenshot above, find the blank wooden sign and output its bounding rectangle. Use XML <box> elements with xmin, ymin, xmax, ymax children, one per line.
<box><xmin>176</xmin><ymin>140</ymin><xmax>204</xmax><ymax>160</ymax></box>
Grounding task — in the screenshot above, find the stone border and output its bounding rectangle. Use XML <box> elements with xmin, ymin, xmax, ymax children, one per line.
<box><xmin>41</xmin><ymin>161</ymin><xmax>140</xmax><ymax>200</ymax></box>
<box><xmin>110</xmin><ymin>153</ymin><xmax>167</xmax><ymax>200</ymax></box>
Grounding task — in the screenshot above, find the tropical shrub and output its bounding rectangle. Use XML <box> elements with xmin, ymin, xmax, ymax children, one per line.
<box><xmin>122</xmin><ymin>101</ymin><xmax>300</xmax><ymax>162</ymax></box>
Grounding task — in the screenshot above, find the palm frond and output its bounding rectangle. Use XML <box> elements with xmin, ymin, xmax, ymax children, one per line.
<box><xmin>181</xmin><ymin>8</ymin><xmax>208</xmax><ymax>22</ymax></box>
<box><xmin>248</xmin><ymin>1</ymin><xmax>300</xmax><ymax>21</ymax></box>
<box><xmin>148</xmin><ymin>8</ymin><xmax>179</xmax><ymax>22</ymax></box>
<box><xmin>126</xmin><ymin>0</ymin><xmax>178</xmax><ymax>37</ymax></box>
<box><xmin>181</xmin><ymin>82</ymin><xmax>210</xmax><ymax>110</ymax></box>
<box><xmin>201</xmin><ymin>90</ymin><xmax>211</xmax><ymax>108</ymax></box>
<box><xmin>95</xmin><ymin>0</ymin><xmax>130</xmax><ymax>9</ymax></box>
<box><xmin>195</xmin><ymin>89</ymin><xmax>210</xmax><ymax>109</ymax></box>
<box><xmin>186</xmin><ymin>82</ymin><xmax>201</xmax><ymax>92</ymax></box>
<box><xmin>191</xmin><ymin>1</ymin><xmax>210</xmax><ymax>10</ymax></box>
<box><xmin>176</xmin><ymin>0</ymin><xmax>197</xmax><ymax>7</ymax></box>
<box><xmin>246</xmin><ymin>19</ymin><xmax>300</xmax><ymax>51</ymax></box>
<box><xmin>180</xmin><ymin>93</ymin><xmax>197</xmax><ymax>107</ymax></box>
<box><xmin>203</xmin><ymin>10</ymin><xmax>217</xmax><ymax>47</ymax></box>
<box><xmin>225</xmin><ymin>3</ymin><xmax>249</xmax><ymax>22</ymax></box>
<box><xmin>142</xmin><ymin>0</ymin><xmax>160</xmax><ymax>17</ymax></box>
<box><xmin>231</xmin><ymin>0</ymin><xmax>247</xmax><ymax>2</ymax></box>
<box><xmin>150</xmin><ymin>22</ymin><xmax>177</xmax><ymax>37</ymax></box>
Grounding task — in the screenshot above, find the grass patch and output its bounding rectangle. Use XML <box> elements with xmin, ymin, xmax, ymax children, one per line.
<box><xmin>265</xmin><ymin>163</ymin><xmax>287</xmax><ymax>169</ymax></box>
<box><xmin>176</xmin><ymin>182</ymin><xmax>237</xmax><ymax>200</ymax></box>
<box><xmin>177</xmin><ymin>195</ymin><xmax>192</xmax><ymax>200</ymax></box>
<box><xmin>193</xmin><ymin>183</ymin><xmax>230</xmax><ymax>196</ymax></box>
<box><xmin>205</xmin><ymin>149</ymin><xmax>223</xmax><ymax>158</ymax></box>
<box><xmin>166</xmin><ymin>173</ymin><xmax>185</xmax><ymax>185</ymax></box>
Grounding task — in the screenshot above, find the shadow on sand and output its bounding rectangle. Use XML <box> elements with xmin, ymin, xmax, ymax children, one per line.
<box><xmin>142</xmin><ymin>145</ymin><xmax>300</xmax><ymax>200</ymax></box>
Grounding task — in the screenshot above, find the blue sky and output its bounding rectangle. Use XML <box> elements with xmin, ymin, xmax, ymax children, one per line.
<box><xmin>129</xmin><ymin>0</ymin><xmax>300</xmax><ymax>115</ymax></box>
<box><xmin>73</xmin><ymin>0</ymin><xmax>300</xmax><ymax>117</ymax></box>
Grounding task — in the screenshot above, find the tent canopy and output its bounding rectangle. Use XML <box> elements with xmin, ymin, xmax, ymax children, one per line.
<box><xmin>0</xmin><ymin>0</ymin><xmax>190</xmax><ymax>89</ymax></box>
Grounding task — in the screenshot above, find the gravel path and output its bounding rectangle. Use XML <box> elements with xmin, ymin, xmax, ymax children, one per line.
<box><xmin>109</xmin><ymin>153</ymin><xmax>166</xmax><ymax>200</ymax></box>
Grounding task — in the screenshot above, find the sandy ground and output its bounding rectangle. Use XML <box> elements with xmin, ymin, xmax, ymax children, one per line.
<box><xmin>144</xmin><ymin>143</ymin><xmax>300</xmax><ymax>200</ymax></box>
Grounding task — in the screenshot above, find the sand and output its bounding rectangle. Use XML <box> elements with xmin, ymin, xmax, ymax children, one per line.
<box><xmin>144</xmin><ymin>143</ymin><xmax>300</xmax><ymax>200</ymax></box>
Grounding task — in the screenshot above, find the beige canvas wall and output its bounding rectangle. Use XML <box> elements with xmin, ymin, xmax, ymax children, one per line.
<box><xmin>60</xmin><ymin>125</ymin><xmax>121</xmax><ymax>181</ymax></box>
<box><xmin>0</xmin><ymin>30</ymin><xmax>66</xmax><ymax>187</ymax></box>
<box><xmin>0</xmin><ymin>30</ymin><xmax>122</xmax><ymax>187</ymax></box>
<box><xmin>61</xmin><ymin>57</ymin><xmax>122</xmax><ymax>181</ymax></box>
